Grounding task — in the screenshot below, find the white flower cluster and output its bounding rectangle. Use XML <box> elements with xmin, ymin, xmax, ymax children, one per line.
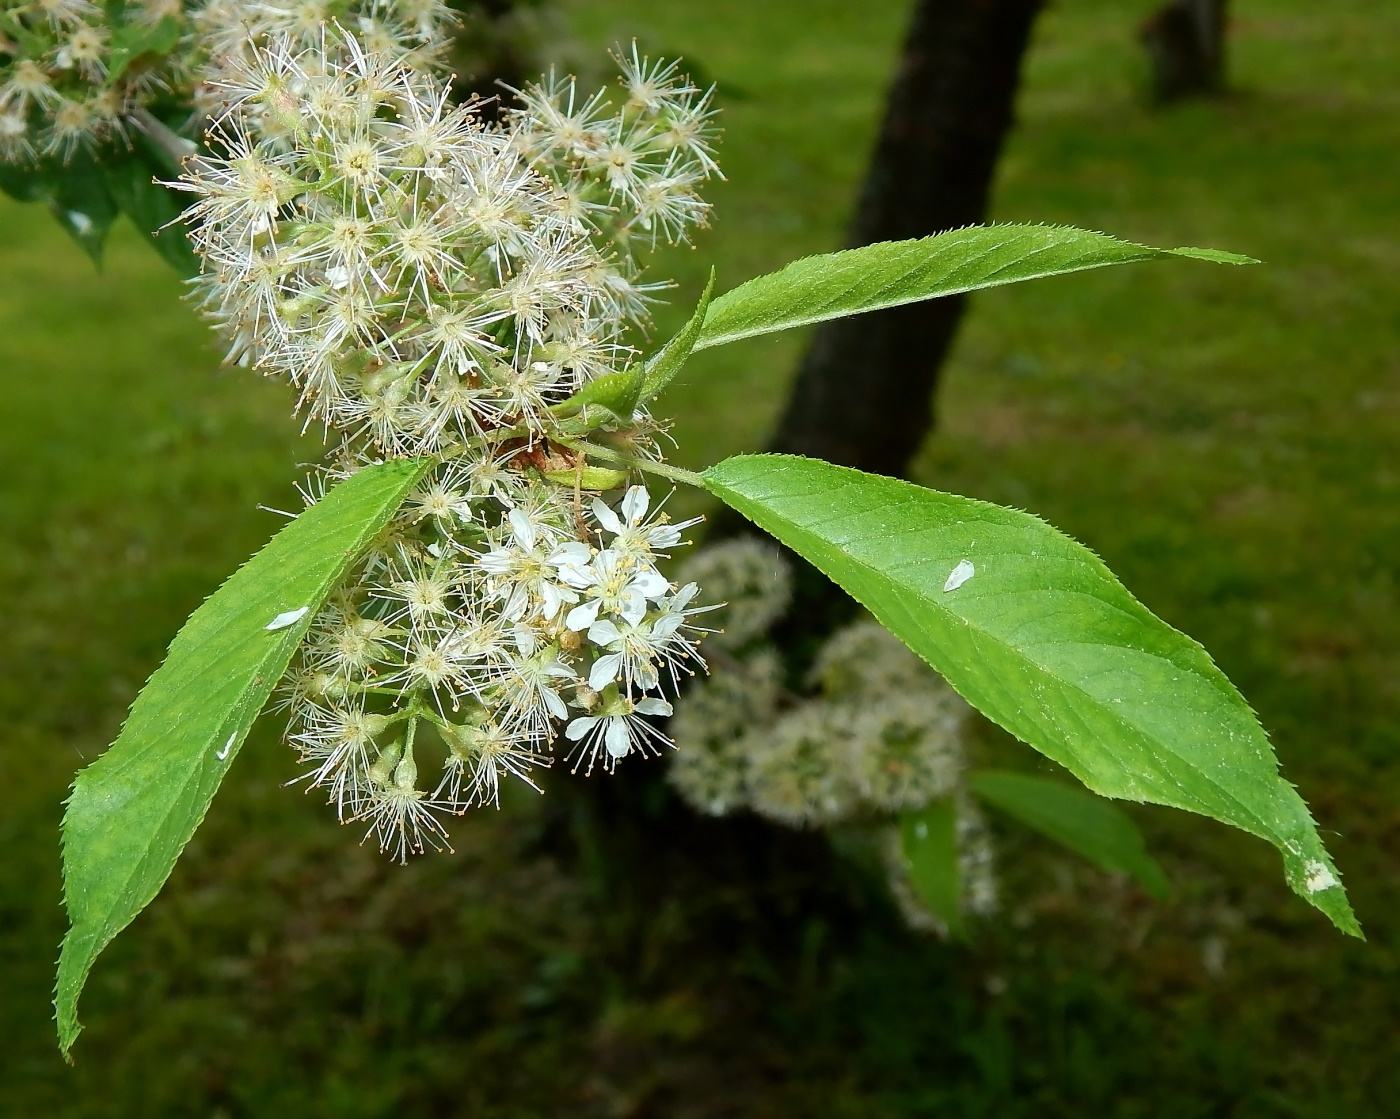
<box><xmin>667</xmin><ymin>540</ymin><xmax>997</xmax><ymax>925</ymax></box>
<box><xmin>0</xmin><ymin>0</ymin><xmax>452</xmax><ymax>164</ymax></box>
<box><xmin>0</xmin><ymin>0</ymin><xmax>182</xmax><ymax>161</ymax></box>
<box><xmin>180</xmin><ymin>29</ymin><xmax>716</xmax><ymax>456</ymax></box>
<box><xmin>190</xmin><ymin>0</ymin><xmax>452</xmax><ymax>126</ymax></box>
<box><xmin>176</xmin><ymin>29</ymin><xmax>721</xmax><ymax>860</ymax></box>
<box><xmin>505</xmin><ymin>44</ymin><xmax>720</xmax><ymax>255</ymax></box>
<box><xmin>283</xmin><ymin>481</ymin><xmax>708</xmax><ymax>861</ymax></box>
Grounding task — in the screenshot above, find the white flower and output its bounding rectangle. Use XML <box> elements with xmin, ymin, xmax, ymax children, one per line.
<box><xmin>478</xmin><ymin>508</ymin><xmax>579</xmax><ymax>622</ymax></box>
<box><xmin>565</xmin><ymin>695</ymin><xmax>673</xmax><ymax>774</ymax></box>
<box><xmin>496</xmin><ymin>639</ymin><xmax>576</xmax><ymax>738</ymax></box>
<box><xmin>584</xmin><ymin>602</ymin><xmax>700</xmax><ymax>694</ymax></box>
<box><xmin>561</xmin><ymin>547</ymin><xmax>669</xmax><ymax>632</ymax></box>
<box><xmin>592</xmin><ymin>485</ymin><xmax>699</xmax><ymax>564</ymax></box>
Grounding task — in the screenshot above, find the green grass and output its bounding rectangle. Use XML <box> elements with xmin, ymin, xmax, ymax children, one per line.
<box><xmin>3</xmin><ymin>0</ymin><xmax>1399</xmax><ymax>1113</ymax></box>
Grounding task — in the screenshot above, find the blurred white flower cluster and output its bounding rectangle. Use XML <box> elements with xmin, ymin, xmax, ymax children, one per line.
<box><xmin>0</xmin><ymin>0</ymin><xmax>184</xmax><ymax>161</ymax></box>
<box><xmin>667</xmin><ymin>539</ymin><xmax>998</xmax><ymax>926</ymax></box>
<box><xmin>177</xmin><ymin>27</ymin><xmax>720</xmax><ymax>859</ymax></box>
<box><xmin>0</xmin><ymin>0</ymin><xmax>451</xmax><ymax>163</ymax></box>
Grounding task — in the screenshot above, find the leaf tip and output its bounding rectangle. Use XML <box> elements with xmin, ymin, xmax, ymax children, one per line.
<box><xmin>1167</xmin><ymin>246</ymin><xmax>1262</xmax><ymax>266</ymax></box>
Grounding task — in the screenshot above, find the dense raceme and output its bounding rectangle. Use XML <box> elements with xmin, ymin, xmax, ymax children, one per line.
<box><xmin>180</xmin><ymin>27</ymin><xmax>720</xmax><ymax>858</ymax></box>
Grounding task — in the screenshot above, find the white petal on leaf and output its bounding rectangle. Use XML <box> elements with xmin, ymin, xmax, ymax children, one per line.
<box><xmin>942</xmin><ymin>559</ymin><xmax>976</xmax><ymax>593</ymax></box>
<box><xmin>265</xmin><ymin>606</ymin><xmax>310</xmax><ymax>631</ymax></box>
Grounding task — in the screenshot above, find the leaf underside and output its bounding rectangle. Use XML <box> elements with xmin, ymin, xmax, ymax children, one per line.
<box><xmin>900</xmin><ymin>800</ymin><xmax>964</xmax><ymax>938</ymax></box>
<box><xmin>694</xmin><ymin>224</ymin><xmax>1256</xmax><ymax>351</ymax></box>
<box><xmin>969</xmin><ymin>769</ymin><xmax>1169</xmax><ymax>898</ymax></box>
<box><xmin>703</xmin><ymin>455</ymin><xmax>1358</xmax><ymax>937</ymax></box>
<box><xmin>55</xmin><ymin>459</ymin><xmax>431</xmax><ymax>1056</ymax></box>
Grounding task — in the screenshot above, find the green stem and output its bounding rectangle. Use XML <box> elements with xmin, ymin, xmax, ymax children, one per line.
<box><xmin>560</xmin><ymin>439</ymin><xmax>707</xmax><ymax>489</ymax></box>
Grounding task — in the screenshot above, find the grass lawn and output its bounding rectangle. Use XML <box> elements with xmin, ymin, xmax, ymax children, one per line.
<box><xmin>1</xmin><ymin>0</ymin><xmax>1397</xmax><ymax>1114</ymax></box>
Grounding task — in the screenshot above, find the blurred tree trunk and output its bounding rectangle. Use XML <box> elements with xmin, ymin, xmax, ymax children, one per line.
<box><xmin>1139</xmin><ymin>0</ymin><xmax>1229</xmax><ymax>103</ymax></box>
<box><xmin>561</xmin><ymin>0</ymin><xmax>1049</xmax><ymax>965</ymax></box>
<box><xmin>769</xmin><ymin>0</ymin><xmax>1045</xmax><ymax>477</ymax></box>
<box><xmin>753</xmin><ymin>0</ymin><xmax>1046</xmax><ymax>659</ymax></box>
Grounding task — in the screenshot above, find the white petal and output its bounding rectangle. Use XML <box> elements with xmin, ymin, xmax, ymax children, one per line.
<box><xmin>943</xmin><ymin>559</ymin><xmax>976</xmax><ymax>593</ymax></box>
<box><xmin>591</xmin><ymin>497</ymin><xmax>623</xmax><ymax>537</ymax></box>
<box><xmin>632</xmin><ymin>566</ymin><xmax>670</xmax><ymax>599</ymax></box>
<box><xmin>548</xmin><ymin>541</ymin><xmax>592</xmax><ymax>567</ymax></box>
<box><xmin>565</xmin><ymin>716</ymin><xmax>597</xmax><ymax>741</ymax></box>
<box><xmin>619</xmin><ymin>589</ymin><xmax>647</xmax><ymax>627</ymax></box>
<box><xmin>635</xmin><ymin>697</ymin><xmax>672</xmax><ymax>717</ymax></box>
<box><xmin>648</xmin><ymin>525</ymin><xmax>682</xmax><ymax>550</ymax></box>
<box><xmin>567</xmin><ymin>599</ymin><xmax>602</xmax><ymax>631</ymax></box>
<box><xmin>587</xmin><ymin>619</ymin><xmax>623</xmax><ymax>646</ymax></box>
<box><xmin>512</xmin><ymin>624</ymin><xmax>538</xmax><ymax>656</ymax></box>
<box><xmin>503</xmin><ymin>584</ymin><xmax>528</xmax><ymax>622</ymax></box>
<box><xmin>508</xmin><ymin>508</ymin><xmax>535</xmax><ymax>549</ymax></box>
<box><xmin>478</xmin><ymin>548</ymin><xmax>512</xmax><ymax>574</ymax></box>
<box><xmin>604</xmin><ymin>718</ymin><xmax>631</xmax><ymax>758</ymax></box>
<box><xmin>542</xmin><ymin>686</ymin><xmax>568</xmax><ymax>720</ymax></box>
<box><xmin>621</xmin><ymin>485</ymin><xmax>649</xmax><ymax>525</ymax></box>
<box><xmin>650</xmin><ymin>613</ymin><xmax>682</xmax><ymax>639</ymax></box>
<box><xmin>588</xmin><ymin>652</ymin><xmax>623</xmax><ymax>691</ymax></box>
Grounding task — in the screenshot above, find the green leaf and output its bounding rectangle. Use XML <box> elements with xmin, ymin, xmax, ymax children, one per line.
<box><xmin>102</xmin><ymin>153</ymin><xmax>199</xmax><ymax>277</ymax></box>
<box><xmin>550</xmin><ymin>365</ymin><xmax>645</xmax><ymax>422</ymax></box>
<box><xmin>702</xmin><ymin>455</ymin><xmax>1358</xmax><ymax>936</ymax></box>
<box><xmin>105</xmin><ymin>14</ymin><xmax>182</xmax><ymax>85</ymax></box>
<box><xmin>694</xmin><ymin>225</ymin><xmax>1257</xmax><ymax>350</ymax></box>
<box><xmin>899</xmin><ymin>800</ymin><xmax>965</xmax><ymax>938</ymax></box>
<box><xmin>0</xmin><ymin>160</ymin><xmax>45</xmax><ymax>203</ymax></box>
<box><xmin>55</xmin><ymin>459</ymin><xmax>431</xmax><ymax>1057</ymax></box>
<box><xmin>969</xmin><ymin>770</ymin><xmax>1169</xmax><ymax>898</ymax></box>
<box><xmin>641</xmin><ymin>266</ymin><xmax>717</xmax><ymax>399</ymax></box>
<box><xmin>34</xmin><ymin>153</ymin><xmax>120</xmax><ymax>266</ymax></box>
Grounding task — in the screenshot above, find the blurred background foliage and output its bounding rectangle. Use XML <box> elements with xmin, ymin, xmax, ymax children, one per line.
<box><xmin>2</xmin><ymin>0</ymin><xmax>1398</xmax><ymax>1114</ymax></box>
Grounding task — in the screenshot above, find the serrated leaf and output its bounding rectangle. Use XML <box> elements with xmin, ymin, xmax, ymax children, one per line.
<box><xmin>702</xmin><ymin>455</ymin><xmax>1358</xmax><ymax>936</ymax></box>
<box><xmin>899</xmin><ymin>800</ymin><xmax>964</xmax><ymax>938</ymax></box>
<box><xmin>641</xmin><ymin>267</ymin><xmax>716</xmax><ymax>400</ymax></box>
<box><xmin>694</xmin><ymin>225</ymin><xmax>1257</xmax><ymax>350</ymax></box>
<box><xmin>970</xmin><ymin>770</ymin><xmax>1168</xmax><ymax>898</ymax></box>
<box><xmin>56</xmin><ymin>459</ymin><xmax>431</xmax><ymax>1057</ymax></box>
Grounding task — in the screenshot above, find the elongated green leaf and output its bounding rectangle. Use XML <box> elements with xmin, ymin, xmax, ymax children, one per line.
<box><xmin>900</xmin><ymin>800</ymin><xmax>964</xmax><ymax>938</ymax></box>
<box><xmin>56</xmin><ymin>459</ymin><xmax>431</xmax><ymax>1056</ymax></box>
<box><xmin>641</xmin><ymin>267</ymin><xmax>716</xmax><ymax>399</ymax></box>
<box><xmin>703</xmin><ymin>455</ymin><xmax>1358</xmax><ymax>936</ymax></box>
<box><xmin>694</xmin><ymin>225</ymin><xmax>1257</xmax><ymax>350</ymax></box>
<box><xmin>970</xmin><ymin>770</ymin><xmax>1168</xmax><ymax>898</ymax></box>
